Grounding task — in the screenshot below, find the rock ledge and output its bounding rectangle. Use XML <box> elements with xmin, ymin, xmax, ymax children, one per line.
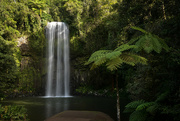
<box><xmin>45</xmin><ymin>110</ymin><xmax>114</xmax><ymax>121</ymax></box>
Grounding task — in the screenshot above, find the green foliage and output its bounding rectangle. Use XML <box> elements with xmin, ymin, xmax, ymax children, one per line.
<box><xmin>0</xmin><ymin>0</ymin><xmax>46</xmax><ymax>98</ymax></box>
<box><xmin>129</xmin><ymin>26</ymin><xmax>169</xmax><ymax>53</ymax></box>
<box><xmin>129</xmin><ymin>110</ymin><xmax>149</xmax><ymax>121</ymax></box>
<box><xmin>28</xmin><ymin>0</ymin><xmax>52</xmax><ymax>26</ymax></box>
<box><xmin>125</xmin><ymin>100</ymin><xmax>145</xmax><ymax>111</ymax></box>
<box><xmin>86</xmin><ymin>44</ymin><xmax>147</xmax><ymax>71</ymax></box>
<box><xmin>0</xmin><ymin>104</ymin><xmax>28</xmax><ymax>121</ymax></box>
<box><xmin>64</xmin><ymin>0</ymin><xmax>119</xmax><ymax>53</ymax></box>
<box><xmin>124</xmin><ymin>100</ymin><xmax>155</xmax><ymax>121</ymax></box>
<box><xmin>75</xmin><ymin>86</ymin><xmax>115</xmax><ymax>97</ymax></box>
<box><xmin>136</xmin><ymin>102</ymin><xmax>155</xmax><ymax>111</ymax></box>
<box><xmin>0</xmin><ymin>1</ymin><xmax>179</xmax><ymax>121</ymax></box>
<box><xmin>125</xmin><ymin>90</ymin><xmax>180</xmax><ymax>121</ymax></box>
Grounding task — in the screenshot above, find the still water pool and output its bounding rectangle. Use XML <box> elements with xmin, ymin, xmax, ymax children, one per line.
<box><xmin>1</xmin><ymin>96</ymin><xmax>120</xmax><ymax>121</ymax></box>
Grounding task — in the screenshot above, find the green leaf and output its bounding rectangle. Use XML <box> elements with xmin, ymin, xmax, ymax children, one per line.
<box><xmin>131</xmin><ymin>26</ymin><xmax>148</xmax><ymax>34</ymax></box>
<box><xmin>125</xmin><ymin>100</ymin><xmax>145</xmax><ymax>109</ymax></box>
<box><xmin>106</xmin><ymin>57</ymin><xmax>123</xmax><ymax>71</ymax></box>
<box><xmin>136</xmin><ymin>102</ymin><xmax>155</xmax><ymax>111</ymax></box>
<box><xmin>85</xmin><ymin>50</ymin><xmax>112</xmax><ymax>65</ymax></box>
<box><xmin>106</xmin><ymin>51</ymin><xmax>122</xmax><ymax>60</ymax></box>
<box><xmin>129</xmin><ymin>110</ymin><xmax>148</xmax><ymax>121</ymax></box>
<box><xmin>114</xmin><ymin>44</ymin><xmax>137</xmax><ymax>52</ymax></box>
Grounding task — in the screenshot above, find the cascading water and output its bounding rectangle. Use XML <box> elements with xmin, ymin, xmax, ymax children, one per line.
<box><xmin>46</xmin><ymin>22</ymin><xmax>70</xmax><ymax>97</ymax></box>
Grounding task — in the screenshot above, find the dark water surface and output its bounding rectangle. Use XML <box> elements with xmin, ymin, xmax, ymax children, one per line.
<box><xmin>1</xmin><ymin>96</ymin><xmax>121</xmax><ymax>121</ymax></box>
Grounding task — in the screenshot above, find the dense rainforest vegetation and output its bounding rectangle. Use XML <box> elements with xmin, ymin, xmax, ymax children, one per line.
<box><xmin>0</xmin><ymin>0</ymin><xmax>179</xmax><ymax>121</ymax></box>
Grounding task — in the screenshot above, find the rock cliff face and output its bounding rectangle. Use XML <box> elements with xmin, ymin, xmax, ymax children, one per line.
<box><xmin>17</xmin><ymin>36</ymin><xmax>32</xmax><ymax>70</ymax></box>
<box><xmin>15</xmin><ymin>36</ymin><xmax>44</xmax><ymax>96</ymax></box>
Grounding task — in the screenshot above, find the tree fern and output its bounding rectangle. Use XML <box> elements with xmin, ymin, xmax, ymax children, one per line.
<box><xmin>85</xmin><ymin>44</ymin><xmax>147</xmax><ymax>71</ymax></box>
<box><xmin>129</xmin><ymin>26</ymin><xmax>169</xmax><ymax>53</ymax></box>
<box><xmin>128</xmin><ymin>35</ymin><xmax>143</xmax><ymax>45</ymax></box>
<box><xmin>114</xmin><ymin>44</ymin><xmax>137</xmax><ymax>51</ymax></box>
<box><xmin>125</xmin><ymin>100</ymin><xmax>145</xmax><ymax>110</ymax></box>
<box><xmin>136</xmin><ymin>102</ymin><xmax>155</xmax><ymax>111</ymax></box>
<box><xmin>94</xmin><ymin>57</ymin><xmax>107</xmax><ymax>66</ymax></box>
<box><xmin>106</xmin><ymin>51</ymin><xmax>122</xmax><ymax>60</ymax></box>
<box><xmin>155</xmin><ymin>91</ymin><xmax>169</xmax><ymax>103</ymax></box>
<box><xmin>86</xmin><ymin>43</ymin><xmax>147</xmax><ymax>121</ymax></box>
<box><xmin>120</xmin><ymin>53</ymin><xmax>147</xmax><ymax>66</ymax></box>
<box><xmin>125</xmin><ymin>100</ymin><xmax>157</xmax><ymax>121</ymax></box>
<box><xmin>106</xmin><ymin>57</ymin><xmax>123</xmax><ymax>71</ymax></box>
<box><xmin>85</xmin><ymin>50</ymin><xmax>112</xmax><ymax>65</ymax></box>
<box><xmin>146</xmin><ymin>103</ymin><xmax>159</xmax><ymax>115</ymax></box>
<box><xmin>129</xmin><ymin>110</ymin><xmax>148</xmax><ymax>121</ymax></box>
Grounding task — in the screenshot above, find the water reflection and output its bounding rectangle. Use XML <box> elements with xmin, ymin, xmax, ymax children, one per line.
<box><xmin>1</xmin><ymin>96</ymin><xmax>117</xmax><ymax>121</ymax></box>
<box><xmin>45</xmin><ymin>97</ymin><xmax>69</xmax><ymax>118</ymax></box>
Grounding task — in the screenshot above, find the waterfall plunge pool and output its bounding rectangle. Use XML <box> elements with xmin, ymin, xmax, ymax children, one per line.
<box><xmin>1</xmin><ymin>96</ymin><xmax>119</xmax><ymax>121</ymax></box>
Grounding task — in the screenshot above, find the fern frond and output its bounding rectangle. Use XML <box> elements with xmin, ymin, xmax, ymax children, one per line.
<box><xmin>146</xmin><ymin>103</ymin><xmax>159</xmax><ymax>115</ymax></box>
<box><xmin>94</xmin><ymin>57</ymin><xmax>107</xmax><ymax>66</ymax></box>
<box><xmin>120</xmin><ymin>53</ymin><xmax>136</xmax><ymax>66</ymax></box>
<box><xmin>90</xmin><ymin>63</ymin><xmax>98</xmax><ymax>70</ymax></box>
<box><xmin>106</xmin><ymin>51</ymin><xmax>122</xmax><ymax>60</ymax></box>
<box><xmin>129</xmin><ymin>110</ymin><xmax>148</xmax><ymax>121</ymax></box>
<box><xmin>85</xmin><ymin>50</ymin><xmax>112</xmax><ymax>65</ymax></box>
<box><xmin>143</xmin><ymin>35</ymin><xmax>154</xmax><ymax>53</ymax></box>
<box><xmin>130</xmin><ymin>53</ymin><xmax>148</xmax><ymax>65</ymax></box>
<box><xmin>134</xmin><ymin>35</ymin><xmax>147</xmax><ymax>52</ymax></box>
<box><xmin>120</xmin><ymin>53</ymin><xmax>148</xmax><ymax>66</ymax></box>
<box><xmin>155</xmin><ymin>91</ymin><xmax>169</xmax><ymax>103</ymax></box>
<box><xmin>125</xmin><ymin>100</ymin><xmax>145</xmax><ymax>109</ymax></box>
<box><xmin>154</xmin><ymin>34</ymin><xmax>169</xmax><ymax>52</ymax></box>
<box><xmin>150</xmin><ymin>34</ymin><xmax>162</xmax><ymax>53</ymax></box>
<box><xmin>136</xmin><ymin>102</ymin><xmax>155</xmax><ymax>111</ymax></box>
<box><xmin>128</xmin><ymin>35</ymin><xmax>143</xmax><ymax>45</ymax></box>
<box><xmin>131</xmin><ymin>26</ymin><xmax>148</xmax><ymax>34</ymax></box>
<box><xmin>114</xmin><ymin>44</ymin><xmax>137</xmax><ymax>52</ymax></box>
<box><xmin>106</xmin><ymin>57</ymin><xmax>123</xmax><ymax>71</ymax></box>
<box><xmin>131</xmin><ymin>27</ymin><xmax>169</xmax><ymax>53</ymax></box>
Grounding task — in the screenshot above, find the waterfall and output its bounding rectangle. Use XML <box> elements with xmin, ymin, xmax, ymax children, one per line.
<box><xmin>46</xmin><ymin>22</ymin><xmax>70</xmax><ymax>97</ymax></box>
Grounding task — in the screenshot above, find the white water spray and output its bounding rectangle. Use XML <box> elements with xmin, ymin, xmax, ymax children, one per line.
<box><xmin>46</xmin><ymin>22</ymin><xmax>70</xmax><ymax>97</ymax></box>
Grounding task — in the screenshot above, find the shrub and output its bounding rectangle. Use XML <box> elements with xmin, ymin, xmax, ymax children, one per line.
<box><xmin>0</xmin><ymin>104</ymin><xmax>28</xmax><ymax>121</ymax></box>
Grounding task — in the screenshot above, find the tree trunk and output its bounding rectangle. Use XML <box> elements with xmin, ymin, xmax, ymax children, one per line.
<box><xmin>116</xmin><ymin>71</ymin><xmax>120</xmax><ymax>121</ymax></box>
<box><xmin>112</xmin><ymin>74</ymin><xmax>114</xmax><ymax>91</ymax></box>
